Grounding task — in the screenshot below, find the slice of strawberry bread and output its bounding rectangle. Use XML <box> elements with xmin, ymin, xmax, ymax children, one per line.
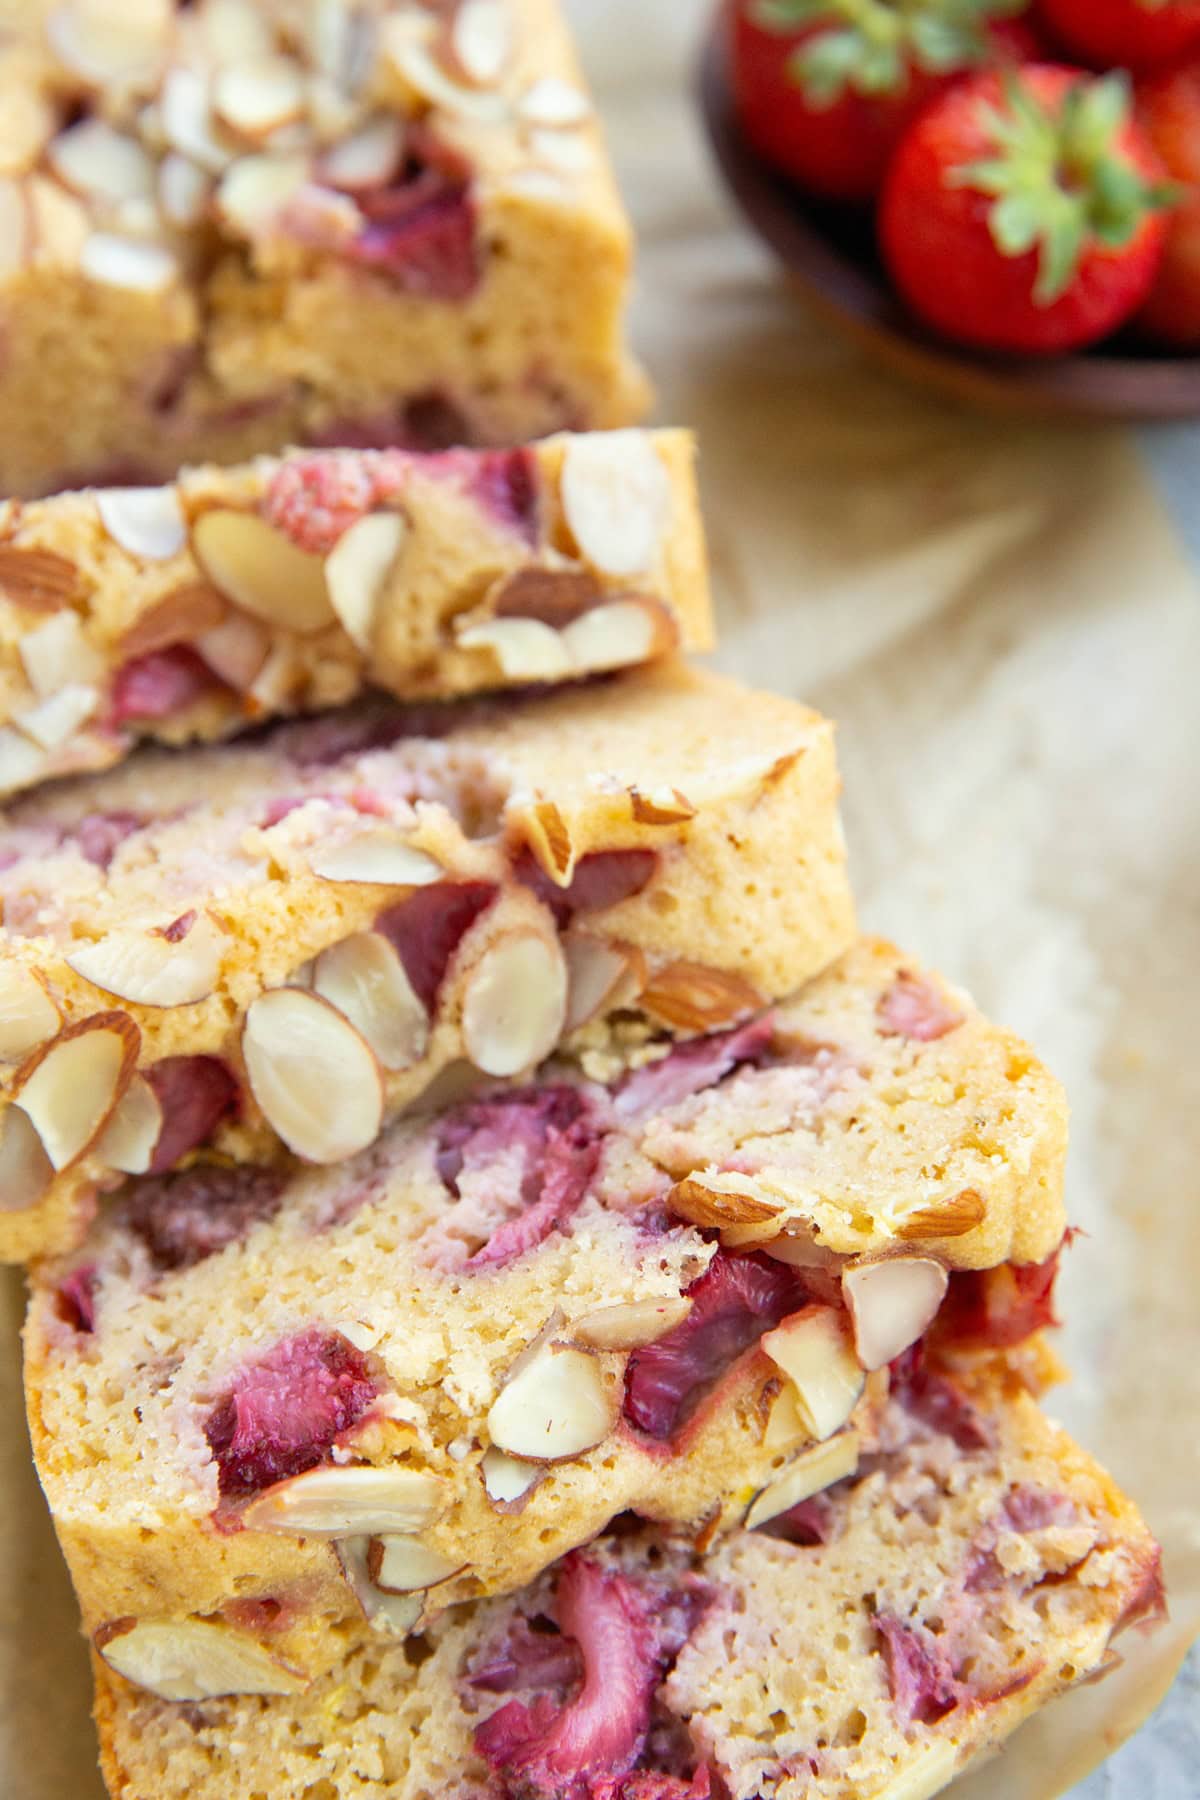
<box><xmin>0</xmin><ymin>662</ymin><xmax>853</xmax><ymax>1262</ymax></box>
<box><xmin>90</xmin><ymin>1352</ymin><xmax>1163</xmax><ymax>1798</ymax></box>
<box><xmin>27</xmin><ymin>938</ymin><xmax>1068</xmax><ymax>1690</ymax></box>
<box><xmin>0</xmin><ymin>0</ymin><xmax>649</xmax><ymax>497</ymax></box>
<box><xmin>0</xmin><ymin>430</ymin><xmax>709</xmax><ymax>798</ymax></box>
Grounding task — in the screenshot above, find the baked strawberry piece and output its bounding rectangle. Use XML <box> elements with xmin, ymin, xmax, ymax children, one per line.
<box><xmin>0</xmin><ymin>430</ymin><xmax>708</xmax><ymax>799</ymax></box>
<box><xmin>0</xmin><ymin>0</ymin><xmax>648</xmax><ymax>497</ymax></box>
<box><xmin>90</xmin><ymin>1354</ymin><xmax>1162</xmax><ymax>1798</ymax></box>
<box><xmin>27</xmin><ymin>938</ymin><xmax>1068</xmax><ymax>1691</ymax></box>
<box><xmin>0</xmin><ymin>662</ymin><xmax>853</xmax><ymax>1262</ymax></box>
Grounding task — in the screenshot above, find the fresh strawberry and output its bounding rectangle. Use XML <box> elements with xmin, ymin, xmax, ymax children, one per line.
<box><xmin>728</xmin><ymin>0</ymin><xmax>1040</xmax><ymax>202</ymax></box>
<box><xmin>1137</xmin><ymin>60</ymin><xmax>1200</xmax><ymax>345</ymax></box>
<box><xmin>879</xmin><ymin>66</ymin><xmax>1171</xmax><ymax>353</ymax></box>
<box><xmin>1037</xmin><ymin>0</ymin><xmax>1200</xmax><ymax>74</ymax></box>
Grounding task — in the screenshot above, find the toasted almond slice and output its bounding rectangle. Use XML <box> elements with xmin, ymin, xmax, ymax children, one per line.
<box><xmin>462</xmin><ymin>931</ymin><xmax>568</xmax><ymax>1078</ymax></box>
<box><xmin>0</xmin><ymin>728</ymin><xmax>46</xmax><ymax>795</ymax></box>
<box><xmin>318</xmin><ymin>115</ymin><xmax>405</xmax><ymax>191</ymax></box>
<box><xmin>761</xmin><ymin>1307</ymin><xmax>865</xmax><ymax>1443</ymax></box>
<box><xmin>80</xmin><ymin>233</ymin><xmax>179</xmax><ymax>293</ymax></box>
<box><xmin>367</xmin><ymin>1535</ymin><xmax>465</xmax><ymax>1593</ymax></box>
<box><xmin>309</xmin><ymin>834</ymin><xmax>443</xmax><ymax>887</ymax></box>
<box><xmin>518</xmin><ymin>76</ymin><xmax>591</xmax><ymax>127</ymax></box>
<box><xmin>487</xmin><ymin>1340</ymin><xmax>615</xmax><ymax>1463</ymax></box>
<box><xmin>669</xmin><ymin>1170</ymin><xmax>786</xmax><ymax>1238</ymax></box>
<box><xmin>324</xmin><ymin>511</ymin><xmax>406</xmax><ymax>649</ymax></box>
<box><xmin>0</xmin><ymin>966</ymin><xmax>60</xmax><ymax>1062</ymax></box>
<box><xmin>842</xmin><ymin>1257</ymin><xmax>948</xmax><ymax>1371</ymax></box>
<box><xmin>446</xmin><ymin>0</ymin><xmax>511</xmax><ymax>86</ymax></box>
<box><xmin>158</xmin><ymin>153</ymin><xmax>211</xmax><ymax>230</ymax></box>
<box><xmin>242</xmin><ymin>987</ymin><xmax>383</xmax><ymax>1163</ymax></box>
<box><xmin>560</xmin><ymin>434</ymin><xmax>672</xmax><ymax>578</ymax></box>
<box><xmin>456</xmin><ymin>617</ymin><xmax>573</xmax><ymax>682</ymax></box>
<box><xmin>499</xmin><ymin>168</ymin><xmax>573</xmax><ymax>207</ymax></box>
<box><xmin>202</xmin><ymin>0</ymin><xmax>275</xmax><ymax>65</ymax></box>
<box><xmin>0</xmin><ymin>93</ymin><xmax>55</xmax><ymax>181</ymax></box>
<box><xmin>94</xmin><ymin>1074</ymin><xmax>163</xmax><ymax>1175</ymax></box>
<box><xmin>572</xmin><ymin>1296</ymin><xmax>692</xmax><ymax>1352</ymax></box>
<box><xmin>895</xmin><ymin>1188</ymin><xmax>987</xmax><ymax>1241</ymax></box>
<box><xmin>47</xmin><ymin>2</ymin><xmax>169</xmax><ymax>88</ymax></box>
<box><xmin>527</xmin><ymin>128</ymin><xmax>595</xmax><ymax>175</ymax></box>
<box><xmin>14</xmin><ymin>683</ymin><xmax>100</xmax><ymax>749</ymax></box>
<box><xmin>308</xmin><ymin>74</ymin><xmax>366</xmax><ymax>147</ymax></box>
<box><xmin>96</xmin><ymin>486</ymin><xmax>186</xmax><ymax>561</ymax></box>
<box><xmin>192</xmin><ymin>509</ymin><xmax>333</xmax><ymax>632</ymax></box>
<box><xmin>119</xmin><ymin>584</ymin><xmax>227</xmax><ymax>661</ymax></box>
<box><xmin>0</xmin><ymin>546</ymin><xmax>78</xmax><ymax>612</ymax></box>
<box><xmin>216</xmin><ymin>152</ymin><xmax>311</xmax><ymax>233</ymax></box>
<box><xmin>248</xmin><ymin>642</ymin><xmax>304</xmax><ymax>711</ymax></box>
<box><xmin>48</xmin><ymin>119</ymin><xmax>156</xmax><ymax>205</ymax></box>
<box><xmin>25</xmin><ymin>177</ymin><xmax>89</xmax><ymax>272</ymax></box>
<box><xmin>561</xmin><ymin>598</ymin><xmax>676</xmax><ymax>675</ymax></box>
<box><xmin>337</xmin><ymin>1537</ymin><xmax>425</xmax><ymax>1637</ymax></box>
<box><xmin>762</xmin><ymin>1378</ymin><xmax>809</xmax><ymax>1452</ymax></box>
<box><xmin>19</xmin><ymin>611</ymin><xmax>104</xmax><ymax>697</ymax></box>
<box><xmin>563</xmin><ymin>936</ymin><xmax>645</xmax><ymax>1033</ymax></box>
<box><xmin>13</xmin><ymin>1013</ymin><xmax>139</xmax><ymax>1171</ymax></box>
<box><xmin>98</xmin><ymin>1619</ymin><xmax>307</xmax><ymax>1702</ymax></box>
<box><xmin>630</xmin><ymin>784</ymin><xmax>695</xmax><ymax>827</ymax></box>
<box><xmin>481</xmin><ymin>1446</ymin><xmax>541</xmax><ymax>1507</ymax></box>
<box><xmin>243</xmin><ymin>1466</ymin><xmax>445</xmax><ymax>1537</ymax></box>
<box><xmin>744</xmin><ymin>1430</ymin><xmax>861</xmax><ymax>1532</ymax></box>
<box><xmin>313</xmin><ymin>931</ymin><xmax>429</xmax><ymax>1072</ymax></box>
<box><xmin>640</xmin><ymin>962</ymin><xmax>764</xmax><ymax>1034</ymax></box>
<box><xmin>214</xmin><ymin>59</ymin><xmax>307</xmax><ymax>140</ymax></box>
<box><xmin>66</xmin><ymin>913</ymin><xmax>224</xmax><ymax>1009</ymax></box>
<box><xmin>384</xmin><ymin>33</ymin><xmax>508</xmax><ymax>122</ymax></box>
<box><xmin>193</xmin><ymin>609</ymin><xmax>270</xmax><ymax>690</ymax></box>
<box><xmin>0</xmin><ymin>1105</ymin><xmax>54</xmax><ymax>1213</ymax></box>
<box><xmin>161</xmin><ymin>68</ymin><xmax>235</xmax><ymax>174</ymax></box>
<box><xmin>0</xmin><ymin>179</ymin><xmax>29</xmax><ymax>278</ymax></box>
<box><xmin>523</xmin><ymin>798</ymin><xmax>574</xmax><ymax>885</ymax></box>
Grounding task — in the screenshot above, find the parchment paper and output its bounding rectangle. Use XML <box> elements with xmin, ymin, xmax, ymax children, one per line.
<box><xmin>2</xmin><ymin>6</ymin><xmax>1198</xmax><ymax>1795</ymax></box>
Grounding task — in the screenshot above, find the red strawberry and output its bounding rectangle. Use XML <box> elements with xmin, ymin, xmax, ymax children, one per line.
<box><xmin>729</xmin><ymin>0</ymin><xmax>1040</xmax><ymax>202</ymax></box>
<box><xmin>879</xmin><ymin>65</ymin><xmax>1171</xmax><ymax>353</ymax></box>
<box><xmin>1038</xmin><ymin>0</ymin><xmax>1200</xmax><ymax>74</ymax></box>
<box><xmin>1137</xmin><ymin>60</ymin><xmax>1200</xmax><ymax>345</ymax></box>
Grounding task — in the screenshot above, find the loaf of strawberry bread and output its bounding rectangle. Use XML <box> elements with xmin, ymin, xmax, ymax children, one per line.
<box><xmin>0</xmin><ymin>663</ymin><xmax>853</xmax><ymax>1262</ymax></box>
<box><xmin>27</xmin><ymin>938</ymin><xmax>1069</xmax><ymax>1691</ymax></box>
<box><xmin>0</xmin><ymin>431</ymin><xmax>709</xmax><ymax>797</ymax></box>
<box><xmin>0</xmin><ymin>0</ymin><xmax>649</xmax><ymax>497</ymax></box>
<box><xmin>90</xmin><ymin>1351</ymin><xmax>1163</xmax><ymax>1798</ymax></box>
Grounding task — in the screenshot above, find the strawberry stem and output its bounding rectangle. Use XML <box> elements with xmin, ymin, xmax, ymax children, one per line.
<box><xmin>751</xmin><ymin>0</ymin><xmax>1028</xmax><ymax>106</ymax></box>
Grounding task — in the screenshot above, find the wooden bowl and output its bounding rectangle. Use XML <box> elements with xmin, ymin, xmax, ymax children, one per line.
<box><xmin>699</xmin><ymin>23</ymin><xmax>1200</xmax><ymax>421</ymax></box>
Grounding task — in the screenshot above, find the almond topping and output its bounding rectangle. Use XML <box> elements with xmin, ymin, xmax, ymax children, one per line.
<box><xmin>242</xmin><ymin>987</ymin><xmax>383</xmax><ymax>1163</ymax></box>
<box><xmin>158</xmin><ymin>153</ymin><xmax>212</xmax><ymax>229</ymax></box>
<box><xmin>528</xmin><ymin>129</ymin><xmax>595</xmax><ymax>175</ymax></box>
<box><xmin>80</xmin><ymin>233</ymin><xmax>180</xmax><ymax>293</ymax></box>
<box><xmin>0</xmin><ymin>95</ymin><xmax>55</xmax><ymax>181</ymax></box>
<box><xmin>560</xmin><ymin>597</ymin><xmax>676</xmax><ymax>675</ymax></box>
<box><xmin>94</xmin><ymin>1075</ymin><xmax>163</xmax><ymax>1175</ymax></box>
<box><xmin>895</xmin><ymin>1188</ymin><xmax>987</xmax><ymax>1241</ymax></box>
<box><xmin>26</xmin><ymin>177</ymin><xmax>89</xmax><ymax>270</ymax></box>
<box><xmin>193</xmin><ymin>609</ymin><xmax>270</xmax><ymax>690</ymax></box>
<box><xmin>523</xmin><ymin>798</ymin><xmax>574</xmax><ymax>885</ymax></box>
<box><xmin>518</xmin><ymin>77</ymin><xmax>591</xmax><ymax>128</ymax></box>
<box><xmin>47</xmin><ymin>2</ymin><xmax>169</xmax><ymax>88</ymax></box>
<box><xmin>629</xmin><ymin>784</ymin><xmax>695</xmax><ymax>827</ymax></box>
<box><xmin>462</xmin><ymin>931</ymin><xmax>568</xmax><ymax>1077</ymax></box>
<box><xmin>119</xmin><ymin>584</ymin><xmax>227</xmax><ymax>661</ymax></box>
<box><xmin>216</xmin><ymin>153</ymin><xmax>311</xmax><ymax>234</ymax></box>
<box><xmin>447</xmin><ymin>0</ymin><xmax>512</xmax><ymax>86</ymax></box>
<box><xmin>13</xmin><ymin>1012</ymin><xmax>140</xmax><ymax>1171</ymax></box>
<box><xmin>19</xmin><ymin>612</ymin><xmax>104</xmax><ymax>697</ymax></box>
<box><xmin>319</xmin><ymin>115</ymin><xmax>405</xmax><ymax>191</ymax></box>
<box><xmin>201</xmin><ymin>0</ymin><xmax>275</xmax><ymax>66</ymax></box>
<box><xmin>0</xmin><ymin>546</ymin><xmax>79</xmax><ymax>611</ymax></box>
<box><xmin>14</xmin><ymin>685</ymin><xmax>100</xmax><ymax>749</ymax></box>
<box><xmin>66</xmin><ymin>913</ymin><xmax>224</xmax><ymax>1009</ymax></box>
<box><xmin>0</xmin><ymin>966</ymin><xmax>60</xmax><ymax>1062</ymax></box>
<box><xmin>98</xmin><ymin>1620</ymin><xmax>307</xmax><ymax>1703</ymax></box>
<box><xmin>242</xmin><ymin>1466</ymin><xmax>445</xmax><ymax>1537</ymax></box>
<box><xmin>367</xmin><ymin>1535</ymin><xmax>465</xmax><ymax>1593</ymax></box>
<box><xmin>337</xmin><ymin>1537</ymin><xmax>424</xmax><ymax>1637</ymax></box>
<box><xmin>96</xmin><ymin>487</ymin><xmax>187</xmax><ymax>561</ymax></box>
<box><xmin>842</xmin><ymin>1257</ymin><xmax>948</xmax><ymax>1371</ymax></box>
<box><xmin>481</xmin><ymin>1447</ymin><xmax>541</xmax><ymax>1507</ymax></box>
<box><xmin>560</xmin><ymin>434</ymin><xmax>672</xmax><ymax>578</ymax></box>
<box><xmin>214</xmin><ymin>59</ymin><xmax>307</xmax><ymax>141</ymax></box>
<box><xmin>309</xmin><ymin>834</ymin><xmax>443</xmax><ymax>888</ymax></box>
<box><xmin>161</xmin><ymin>68</ymin><xmax>236</xmax><ymax>173</ymax></box>
<box><xmin>563</xmin><ymin>935</ymin><xmax>645</xmax><ymax>1034</ymax></box>
<box><xmin>313</xmin><ymin>932</ymin><xmax>429</xmax><ymax>1072</ymax></box>
<box><xmin>0</xmin><ymin>1106</ymin><xmax>53</xmax><ymax>1214</ymax></box>
<box><xmin>384</xmin><ymin>33</ymin><xmax>508</xmax><ymax>123</ymax></box>
<box><xmin>761</xmin><ymin>1306</ymin><xmax>865</xmax><ymax>1443</ymax></box>
<box><xmin>324</xmin><ymin>511</ymin><xmax>406</xmax><ymax>650</ymax></box>
<box><xmin>456</xmin><ymin>617</ymin><xmax>573</xmax><ymax>682</ymax></box>
<box><xmin>487</xmin><ymin>1340</ymin><xmax>615</xmax><ymax>1463</ymax></box>
<box><xmin>192</xmin><ymin>509</ymin><xmax>334</xmax><ymax>633</ymax></box>
<box><xmin>572</xmin><ymin>1297</ymin><xmax>692</xmax><ymax>1352</ymax></box>
<box><xmin>640</xmin><ymin>962</ymin><xmax>764</xmax><ymax>1034</ymax></box>
<box><xmin>669</xmin><ymin>1171</ymin><xmax>786</xmax><ymax>1238</ymax></box>
<box><xmin>0</xmin><ymin>729</ymin><xmax>46</xmax><ymax>795</ymax></box>
<box><xmin>744</xmin><ymin>1430</ymin><xmax>861</xmax><ymax>1532</ymax></box>
<box><xmin>49</xmin><ymin>119</ymin><xmax>156</xmax><ymax>205</ymax></box>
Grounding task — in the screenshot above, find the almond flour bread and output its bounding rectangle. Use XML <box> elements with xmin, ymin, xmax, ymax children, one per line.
<box><xmin>0</xmin><ymin>0</ymin><xmax>649</xmax><ymax>498</ymax></box>
<box><xmin>0</xmin><ymin>430</ymin><xmax>709</xmax><ymax>796</ymax></box>
<box><xmin>26</xmin><ymin>938</ymin><xmax>1069</xmax><ymax>1691</ymax></box>
<box><xmin>0</xmin><ymin>662</ymin><xmax>854</xmax><ymax>1263</ymax></box>
<box><xmin>90</xmin><ymin>1353</ymin><xmax>1164</xmax><ymax>1799</ymax></box>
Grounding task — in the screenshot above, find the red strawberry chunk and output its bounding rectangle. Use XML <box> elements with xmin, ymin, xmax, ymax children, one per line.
<box><xmin>111</xmin><ymin>648</ymin><xmax>220</xmax><ymax>724</ymax></box>
<box><xmin>203</xmin><ymin>1328</ymin><xmax>379</xmax><ymax>1498</ymax></box>
<box><xmin>468</xmin><ymin>1619</ymin><xmax>584</xmax><ymax>1697</ymax></box>
<box><xmin>877</xmin><ymin>970</ymin><xmax>964</xmax><ymax>1043</ymax></box>
<box><xmin>375</xmin><ymin>880</ymin><xmax>497</xmax><ymax>1013</ymax></box>
<box><xmin>887</xmin><ymin>1349</ymin><xmax>993</xmax><ymax>1453</ymax></box>
<box><xmin>760</xmin><ymin>1494</ymin><xmax>835</xmax><ymax>1547</ymax></box>
<box><xmin>614</xmin><ymin>1015</ymin><xmax>775</xmax><ymax>1124</ymax></box>
<box><xmin>1113</xmin><ymin>1546</ymin><xmax>1167</xmax><ymax>1638</ymax></box>
<box><xmin>594</xmin><ymin>1774</ymin><xmax>711</xmax><ymax>1800</ymax></box>
<box><xmin>624</xmin><ymin>1251</ymin><xmax>809</xmax><ymax>1442</ymax></box>
<box><xmin>515</xmin><ymin>848</ymin><xmax>658</xmax><ymax>929</ymax></box>
<box><xmin>74</xmin><ymin>811</ymin><xmax>143</xmax><ymax>869</ymax></box>
<box><xmin>145</xmin><ymin>1056</ymin><xmax>240</xmax><ymax>1175</ymax></box>
<box><xmin>117</xmin><ymin>1165</ymin><xmax>287</xmax><ymax>1272</ymax></box>
<box><xmin>55</xmin><ymin>1265</ymin><xmax>98</xmax><ymax>1334</ymax></box>
<box><xmin>263</xmin><ymin>454</ymin><xmax>378</xmax><ymax>555</ymax></box>
<box><xmin>876</xmin><ymin>1615</ymin><xmax>961</xmax><ymax>1726</ymax></box>
<box><xmin>936</xmin><ymin>1244</ymin><xmax>1063</xmax><ymax>1351</ymax></box>
<box><xmin>350</xmin><ymin>179</ymin><xmax>480</xmax><ymax>300</ymax></box>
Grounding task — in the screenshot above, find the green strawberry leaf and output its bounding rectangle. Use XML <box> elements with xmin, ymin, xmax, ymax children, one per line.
<box><xmin>750</xmin><ymin>0</ymin><xmax>1032</xmax><ymax>103</ymax></box>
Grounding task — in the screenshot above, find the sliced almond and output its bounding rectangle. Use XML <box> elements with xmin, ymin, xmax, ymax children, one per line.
<box><xmin>80</xmin><ymin>233</ymin><xmax>179</xmax><ymax>294</ymax></box>
<box><xmin>192</xmin><ymin>509</ymin><xmax>333</xmax><ymax>632</ymax></box>
<box><xmin>518</xmin><ymin>77</ymin><xmax>591</xmax><ymax>128</ymax></box>
<box><xmin>0</xmin><ymin>179</ymin><xmax>29</xmax><ymax>279</ymax></box>
<box><xmin>119</xmin><ymin>584</ymin><xmax>227</xmax><ymax>661</ymax></box>
<box><xmin>161</xmin><ymin>68</ymin><xmax>236</xmax><ymax>174</ymax></box>
<box><xmin>523</xmin><ymin>798</ymin><xmax>574</xmax><ymax>885</ymax></box>
<box><xmin>640</xmin><ymin>962</ymin><xmax>764</xmax><ymax>1034</ymax></box>
<box><xmin>20</xmin><ymin>612</ymin><xmax>104</xmax><ymax>697</ymax></box>
<box><xmin>48</xmin><ymin>121</ymin><xmax>155</xmax><ymax>204</ymax></box>
<box><xmin>446</xmin><ymin>0</ymin><xmax>511</xmax><ymax>86</ymax></box>
<box><xmin>572</xmin><ymin>1296</ymin><xmax>691</xmax><ymax>1352</ymax></box>
<box><xmin>14</xmin><ymin>684</ymin><xmax>100</xmax><ymax>749</ymax></box>
<box><xmin>629</xmin><ymin>785</ymin><xmax>695</xmax><ymax>827</ymax></box>
<box><xmin>13</xmin><ymin>1012</ymin><xmax>139</xmax><ymax>1171</ymax></box>
<box><xmin>0</xmin><ymin>728</ymin><xmax>46</xmax><ymax>795</ymax></box>
<box><xmin>560</xmin><ymin>434</ymin><xmax>671</xmax><ymax>578</ymax></box>
<box><xmin>895</xmin><ymin>1189</ymin><xmax>987</xmax><ymax>1242</ymax></box>
<box><xmin>66</xmin><ymin>913</ymin><xmax>224</xmax><ymax>1009</ymax></box>
<box><xmin>194</xmin><ymin>609</ymin><xmax>270</xmax><ymax>690</ymax></box>
<box><xmin>462</xmin><ymin>931</ymin><xmax>568</xmax><ymax>1078</ymax></box>
<box><xmin>242</xmin><ymin>1465</ymin><xmax>445</xmax><ymax>1537</ymax></box>
<box><xmin>309</xmin><ymin>834</ymin><xmax>442</xmax><ymax>888</ymax></box>
<box><xmin>242</xmin><ymin>987</ymin><xmax>384</xmax><ymax>1163</ymax></box>
<box><xmin>528</xmin><ymin>129</ymin><xmax>595</xmax><ymax>175</ymax></box>
<box><xmin>761</xmin><ymin>1307</ymin><xmax>865</xmax><ymax>1443</ymax></box>
<box><xmin>744</xmin><ymin>1429</ymin><xmax>861</xmax><ymax>1532</ymax></box>
<box><xmin>563</xmin><ymin>935</ymin><xmax>645</xmax><ymax>1033</ymax></box>
<box><xmin>0</xmin><ymin>966</ymin><xmax>60</xmax><ymax>1062</ymax></box>
<box><xmin>214</xmin><ymin>59</ymin><xmax>307</xmax><ymax>140</ymax></box>
<box><xmin>481</xmin><ymin>1446</ymin><xmax>541</xmax><ymax>1507</ymax></box>
<box><xmin>669</xmin><ymin>1171</ymin><xmax>786</xmax><ymax>1238</ymax></box>
<box><xmin>216</xmin><ymin>153</ymin><xmax>311</xmax><ymax>234</ymax></box>
<box><xmin>0</xmin><ymin>94</ymin><xmax>55</xmax><ymax>182</ymax></box>
<box><xmin>487</xmin><ymin>1340</ymin><xmax>614</xmax><ymax>1463</ymax></box>
<box><xmin>97</xmin><ymin>1619</ymin><xmax>307</xmax><ymax>1702</ymax></box>
<box><xmin>47</xmin><ymin>3</ymin><xmax>169</xmax><ymax>89</ymax></box>
<box><xmin>94</xmin><ymin>1074</ymin><xmax>163</xmax><ymax>1175</ymax></box>
<box><xmin>158</xmin><ymin>153</ymin><xmax>212</xmax><ymax>230</ymax></box>
<box><xmin>384</xmin><ymin>32</ymin><xmax>508</xmax><ymax>123</ymax></box>
<box><xmin>337</xmin><ymin>1536</ymin><xmax>424</xmax><ymax>1637</ymax></box>
<box><xmin>313</xmin><ymin>931</ymin><xmax>429</xmax><ymax>1072</ymax></box>
<box><xmin>367</xmin><ymin>1535</ymin><xmax>465</xmax><ymax>1593</ymax></box>
<box><xmin>201</xmin><ymin>0</ymin><xmax>275</xmax><ymax>66</ymax></box>
<box><xmin>0</xmin><ymin>1105</ymin><xmax>53</xmax><ymax>1214</ymax></box>
<box><xmin>96</xmin><ymin>487</ymin><xmax>186</xmax><ymax>561</ymax></box>
<box><xmin>318</xmin><ymin>115</ymin><xmax>405</xmax><ymax>191</ymax></box>
<box><xmin>456</xmin><ymin>617</ymin><xmax>573</xmax><ymax>682</ymax></box>
<box><xmin>0</xmin><ymin>546</ymin><xmax>79</xmax><ymax>612</ymax></box>
<box><xmin>26</xmin><ymin>179</ymin><xmax>89</xmax><ymax>274</ymax></box>
<box><xmin>324</xmin><ymin>511</ymin><xmax>406</xmax><ymax>650</ymax></box>
<box><xmin>842</xmin><ymin>1257</ymin><xmax>948</xmax><ymax>1372</ymax></box>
